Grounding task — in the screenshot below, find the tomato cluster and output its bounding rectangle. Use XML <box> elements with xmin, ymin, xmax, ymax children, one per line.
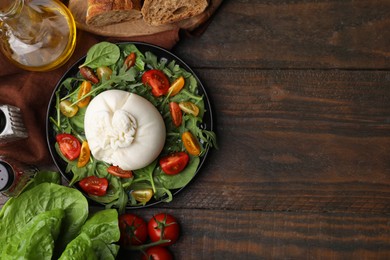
<box><xmin>119</xmin><ymin>213</ymin><xmax>180</xmax><ymax>260</ymax></box>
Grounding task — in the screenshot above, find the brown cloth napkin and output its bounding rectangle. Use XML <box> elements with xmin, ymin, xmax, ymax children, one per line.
<box><xmin>0</xmin><ymin>29</ymin><xmax>180</xmax><ymax>166</ymax></box>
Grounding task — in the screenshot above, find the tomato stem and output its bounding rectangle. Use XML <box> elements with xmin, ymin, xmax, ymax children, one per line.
<box><xmin>124</xmin><ymin>239</ymin><xmax>171</xmax><ymax>251</ymax></box>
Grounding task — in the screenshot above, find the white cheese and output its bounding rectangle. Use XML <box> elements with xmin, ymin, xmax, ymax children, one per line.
<box><xmin>84</xmin><ymin>90</ymin><xmax>166</xmax><ymax>170</ymax></box>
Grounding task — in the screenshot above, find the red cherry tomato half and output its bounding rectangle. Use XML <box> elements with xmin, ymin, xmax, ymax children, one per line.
<box><xmin>169</xmin><ymin>102</ymin><xmax>182</xmax><ymax>127</ymax></box>
<box><xmin>141</xmin><ymin>246</ymin><xmax>173</xmax><ymax>260</ymax></box>
<box><xmin>142</xmin><ymin>69</ymin><xmax>170</xmax><ymax>97</ymax></box>
<box><xmin>159</xmin><ymin>152</ymin><xmax>189</xmax><ymax>175</ymax></box>
<box><xmin>107</xmin><ymin>166</ymin><xmax>133</xmax><ymax>178</ymax></box>
<box><xmin>148</xmin><ymin>213</ymin><xmax>180</xmax><ymax>246</ymax></box>
<box><xmin>56</xmin><ymin>133</ymin><xmax>81</xmax><ymax>161</ymax></box>
<box><xmin>78</xmin><ymin>176</ymin><xmax>108</xmax><ymax>196</ymax></box>
<box><xmin>79</xmin><ymin>66</ymin><xmax>99</xmax><ymax>84</ymax></box>
<box><xmin>124</xmin><ymin>52</ymin><xmax>136</xmax><ymax>70</ymax></box>
<box><xmin>118</xmin><ymin>213</ymin><xmax>148</xmax><ymax>246</ymax></box>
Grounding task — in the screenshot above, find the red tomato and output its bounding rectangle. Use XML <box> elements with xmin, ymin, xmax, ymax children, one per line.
<box><xmin>78</xmin><ymin>176</ymin><xmax>108</xmax><ymax>196</ymax></box>
<box><xmin>159</xmin><ymin>152</ymin><xmax>189</xmax><ymax>175</ymax></box>
<box><xmin>142</xmin><ymin>69</ymin><xmax>170</xmax><ymax>97</ymax></box>
<box><xmin>124</xmin><ymin>52</ymin><xmax>136</xmax><ymax>70</ymax></box>
<box><xmin>107</xmin><ymin>166</ymin><xmax>133</xmax><ymax>178</ymax></box>
<box><xmin>141</xmin><ymin>246</ymin><xmax>173</xmax><ymax>260</ymax></box>
<box><xmin>118</xmin><ymin>213</ymin><xmax>148</xmax><ymax>246</ymax></box>
<box><xmin>79</xmin><ymin>66</ymin><xmax>99</xmax><ymax>84</ymax></box>
<box><xmin>148</xmin><ymin>213</ymin><xmax>180</xmax><ymax>246</ymax></box>
<box><xmin>56</xmin><ymin>133</ymin><xmax>81</xmax><ymax>161</ymax></box>
<box><xmin>169</xmin><ymin>102</ymin><xmax>182</xmax><ymax>127</ymax></box>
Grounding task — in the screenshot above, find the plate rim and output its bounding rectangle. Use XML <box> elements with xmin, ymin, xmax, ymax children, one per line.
<box><xmin>46</xmin><ymin>41</ymin><xmax>214</xmax><ymax>209</ymax></box>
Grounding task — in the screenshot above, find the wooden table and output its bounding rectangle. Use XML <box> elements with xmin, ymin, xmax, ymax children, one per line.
<box><xmin>2</xmin><ymin>0</ymin><xmax>390</xmax><ymax>259</ymax></box>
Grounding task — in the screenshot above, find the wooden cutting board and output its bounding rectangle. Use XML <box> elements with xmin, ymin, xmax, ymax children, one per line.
<box><xmin>68</xmin><ymin>0</ymin><xmax>223</xmax><ymax>37</ymax></box>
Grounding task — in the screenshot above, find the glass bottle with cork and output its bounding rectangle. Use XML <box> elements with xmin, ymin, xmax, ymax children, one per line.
<box><xmin>0</xmin><ymin>0</ymin><xmax>77</xmax><ymax>71</ymax></box>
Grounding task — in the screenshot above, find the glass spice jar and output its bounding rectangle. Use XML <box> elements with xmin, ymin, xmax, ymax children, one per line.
<box><xmin>0</xmin><ymin>157</ymin><xmax>37</xmax><ymax>197</ymax></box>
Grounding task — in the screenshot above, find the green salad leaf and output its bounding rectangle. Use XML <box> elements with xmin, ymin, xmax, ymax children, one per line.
<box><xmin>0</xmin><ymin>171</ymin><xmax>120</xmax><ymax>260</ymax></box>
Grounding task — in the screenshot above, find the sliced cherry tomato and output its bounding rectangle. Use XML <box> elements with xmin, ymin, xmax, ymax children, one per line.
<box><xmin>107</xmin><ymin>166</ymin><xmax>133</xmax><ymax>178</ymax></box>
<box><xmin>96</xmin><ymin>66</ymin><xmax>112</xmax><ymax>81</ymax></box>
<box><xmin>148</xmin><ymin>213</ymin><xmax>180</xmax><ymax>247</ymax></box>
<box><xmin>142</xmin><ymin>69</ymin><xmax>170</xmax><ymax>97</ymax></box>
<box><xmin>179</xmin><ymin>101</ymin><xmax>199</xmax><ymax>116</ymax></box>
<box><xmin>168</xmin><ymin>76</ymin><xmax>185</xmax><ymax>96</ymax></box>
<box><xmin>77</xmin><ymin>141</ymin><xmax>90</xmax><ymax>168</ymax></box>
<box><xmin>79</xmin><ymin>66</ymin><xmax>99</xmax><ymax>84</ymax></box>
<box><xmin>77</xmin><ymin>81</ymin><xmax>92</xmax><ymax>108</ymax></box>
<box><xmin>56</xmin><ymin>133</ymin><xmax>81</xmax><ymax>160</ymax></box>
<box><xmin>182</xmin><ymin>131</ymin><xmax>201</xmax><ymax>156</ymax></box>
<box><xmin>131</xmin><ymin>189</ymin><xmax>153</xmax><ymax>204</ymax></box>
<box><xmin>141</xmin><ymin>246</ymin><xmax>173</xmax><ymax>260</ymax></box>
<box><xmin>159</xmin><ymin>152</ymin><xmax>189</xmax><ymax>175</ymax></box>
<box><xmin>124</xmin><ymin>52</ymin><xmax>136</xmax><ymax>70</ymax></box>
<box><xmin>78</xmin><ymin>176</ymin><xmax>108</xmax><ymax>196</ymax></box>
<box><xmin>119</xmin><ymin>213</ymin><xmax>148</xmax><ymax>247</ymax></box>
<box><xmin>169</xmin><ymin>102</ymin><xmax>182</xmax><ymax>127</ymax></box>
<box><xmin>60</xmin><ymin>100</ymin><xmax>78</xmax><ymax>117</ymax></box>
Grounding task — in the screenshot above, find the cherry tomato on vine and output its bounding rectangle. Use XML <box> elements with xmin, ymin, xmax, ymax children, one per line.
<box><xmin>142</xmin><ymin>69</ymin><xmax>170</xmax><ymax>97</ymax></box>
<box><xmin>182</xmin><ymin>131</ymin><xmax>201</xmax><ymax>156</ymax></box>
<box><xmin>169</xmin><ymin>102</ymin><xmax>182</xmax><ymax>127</ymax></box>
<box><xmin>168</xmin><ymin>76</ymin><xmax>185</xmax><ymax>96</ymax></box>
<box><xmin>141</xmin><ymin>246</ymin><xmax>173</xmax><ymax>260</ymax></box>
<box><xmin>118</xmin><ymin>213</ymin><xmax>148</xmax><ymax>246</ymax></box>
<box><xmin>159</xmin><ymin>152</ymin><xmax>189</xmax><ymax>175</ymax></box>
<box><xmin>77</xmin><ymin>141</ymin><xmax>90</xmax><ymax>167</ymax></box>
<box><xmin>148</xmin><ymin>213</ymin><xmax>180</xmax><ymax>246</ymax></box>
<box><xmin>78</xmin><ymin>176</ymin><xmax>108</xmax><ymax>196</ymax></box>
<box><xmin>107</xmin><ymin>166</ymin><xmax>133</xmax><ymax>178</ymax></box>
<box><xmin>56</xmin><ymin>133</ymin><xmax>81</xmax><ymax>160</ymax></box>
<box><xmin>77</xmin><ymin>81</ymin><xmax>92</xmax><ymax>108</ymax></box>
<box><xmin>124</xmin><ymin>52</ymin><xmax>136</xmax><ymax>70</ymax></box>
<box><xmin>60</xmin><ymin>100</ymin><xmax>78</xmax><ymax>117</ymax></box>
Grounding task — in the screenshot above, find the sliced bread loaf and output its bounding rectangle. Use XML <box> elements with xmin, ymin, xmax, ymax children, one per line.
<box><xmin>86</xmin><ymin>0</ymin><xmax>142</xmax><ymax>27</ymax></box>
<box><xmin>142</xmin><ymin>0</ymin><xmax>209</xmax><ymax>26</ymax></box>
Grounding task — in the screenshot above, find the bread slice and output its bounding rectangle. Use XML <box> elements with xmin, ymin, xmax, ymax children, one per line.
<box><xmin>86</xmin><ymin>0</ymin><xmax>142</xmax><ymax>27</ymax></box>
<box><xmin>142</xmin><ymin>0</ymin><xmax>209</xmax><ymax>26</ymax></box>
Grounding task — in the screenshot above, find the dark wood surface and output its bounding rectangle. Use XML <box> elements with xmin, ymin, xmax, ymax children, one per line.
<box><xmin>3</xmin><ymin>0</ymin><xmax>390</xmax><ymax>259</ymax></box>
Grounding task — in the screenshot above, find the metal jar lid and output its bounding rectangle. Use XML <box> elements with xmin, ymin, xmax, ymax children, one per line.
<box><xmin>0</xmin><ymin>161</ymin><xmax>14</xmax><ymax>191</ymax></box>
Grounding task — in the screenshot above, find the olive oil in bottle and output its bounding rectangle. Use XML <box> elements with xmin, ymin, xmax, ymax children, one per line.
<box><xmin>0</xmin><ymin>0</ymin><xmax>77</xmax><ymax>71</ymax></box>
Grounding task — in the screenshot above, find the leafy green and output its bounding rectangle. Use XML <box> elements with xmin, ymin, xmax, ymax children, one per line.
<box><xmin>1</xmin><ymin>209</ymin><xmax>65</xmax><ymax>260</ymax></box>
<box><xmin>80</xmin><ymin>42</ymin><xmax>120</xmax><ymax>69</ymax></box>
<box><xmin>0</xmin><ymin>172</ymin><xmax>120</xmax><ymax>260</ymax></box>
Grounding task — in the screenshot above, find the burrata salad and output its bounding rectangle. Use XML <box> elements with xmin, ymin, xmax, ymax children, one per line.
<box><xmin>49</xmin><ymin>42</ymin><xmax>217</xmax><ymax>211</ymax></box>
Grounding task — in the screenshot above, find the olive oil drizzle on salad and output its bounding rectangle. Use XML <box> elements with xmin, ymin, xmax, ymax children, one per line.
<box><xmin>50</xmin><ymin>42</ymin><xmax>217</xmax><ymax>211</ymax></box>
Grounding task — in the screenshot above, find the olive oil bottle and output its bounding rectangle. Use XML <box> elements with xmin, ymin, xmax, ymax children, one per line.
<box><xmin>0</xmin><ymin>0</ymin><xmax>77</xmax><ymax>71</ymax></box>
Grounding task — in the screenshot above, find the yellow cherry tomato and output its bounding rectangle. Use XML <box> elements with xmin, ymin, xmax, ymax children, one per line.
<box><xmin>96</xmin><ymin>66</ymin><xmax>113</xmax><ymax>81</ymax></box>
<box><xmin>182</xmin><ymin>131</ymin><xmax>201</xmax><ymax>156</ymax></box>
<box><xmin>77</xmin><ymin>141</ymin><xmax>90</xmax><ymax>168</ymax></box>
<box><xmin>131</xmin><ymin>189</ymin><xmax>153</xmax><ymax>204</ymax></box>
<box><xmin>179</xmin><ymin>101</ymin><xmax>199</xmax><ymax>116</ymax></box>
<box><xmin>168</xmin><ymin>76</ymin><xmax>185</xmax><ymax>96</ymax></box>
<box><xmin>77</xmin><ymin>81</ymin><xmax>92</xmax><ymax>108</ymax></box>
<box><xmin>60</xmin><ymin>100</ymin><xmax>78</xmax><ymax>117</ymax></box>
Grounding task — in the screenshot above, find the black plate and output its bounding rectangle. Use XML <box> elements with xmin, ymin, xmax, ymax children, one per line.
<box><xmin>46</xmin><ymin>42</ymin><xmax>214</xmax><ymax>209</ymax></box>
